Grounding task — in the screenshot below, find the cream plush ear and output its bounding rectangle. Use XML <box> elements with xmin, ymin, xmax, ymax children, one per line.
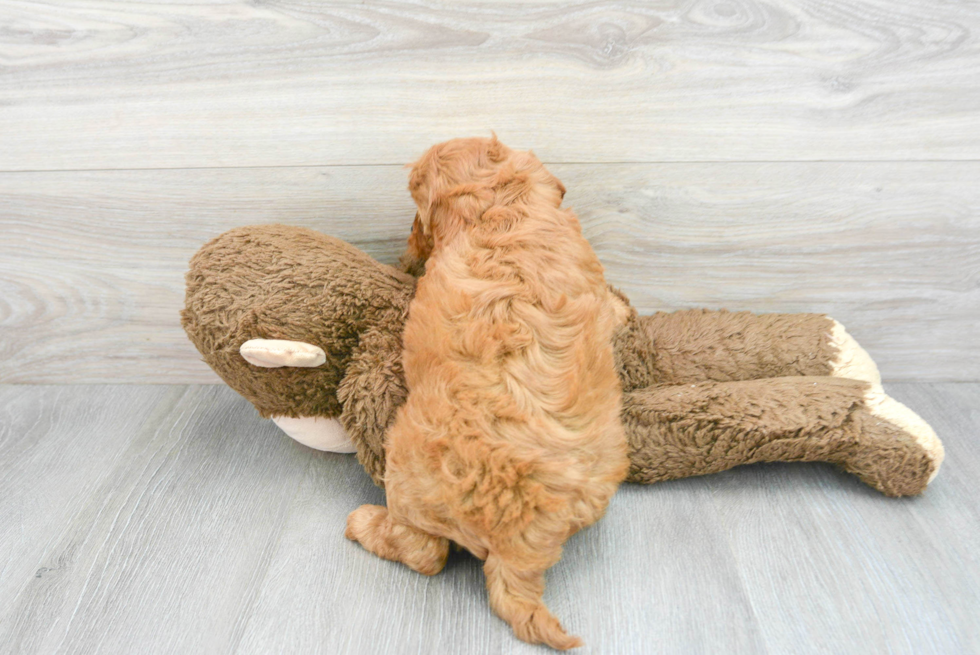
<box><xmin>240</xmin><ymin>339</ymin><xmax>326</xmax><ymax>368</ymax></box>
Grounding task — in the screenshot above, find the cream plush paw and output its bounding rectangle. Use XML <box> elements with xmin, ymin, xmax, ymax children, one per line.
<box><xmin>862</xmin><ymin>390</ymin><xmax>945</xmax><ymax>484</ymax></box>
<box><xmin>828</xmin><ymin>320</ymin><xmax>882</xmax><ymax>388</ymax></box>
<box><xmin>828</xmin><ymin>319</ymin><xmax>944</xmax><ymax>485</ymax></box>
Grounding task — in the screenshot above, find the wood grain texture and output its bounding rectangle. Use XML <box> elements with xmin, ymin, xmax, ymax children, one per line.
<box><xmin>0</xmin><ymin>385</ymin><xmax>313</xmax><ymax>655</ymax></box>
<box><xmin>1</xmin><ymin>0</ymin><xmax>978</xmax><ymax>171</ymax></box>
<box><xmin>0</xmin><ymin>385</ymin><xmax>176</xmax><ymax>619</ymax></box>
<box><xmin>2</xmin><ymin>162</ymin><xmax>977</xmax><ymax>383</ymax></box>
<box><xmin>701</xmin><ymin>381</ymin><xmax>980</xmax><ymax>654</ymax></box>
<box><xmin>236</xmin><ymin>454</ymin><xmax>769</xmax><ymax>655</ymax></box>
<box><xmin>0</xmin><ymin>383</ymin><xmax>977</xmax><ymax>654</ymax></box>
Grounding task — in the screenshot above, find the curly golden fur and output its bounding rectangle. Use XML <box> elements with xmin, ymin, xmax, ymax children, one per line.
<box><xmin>345</xmin><ymin>137</ymin><xmax>630</xmax><ymax>650</ymax></box>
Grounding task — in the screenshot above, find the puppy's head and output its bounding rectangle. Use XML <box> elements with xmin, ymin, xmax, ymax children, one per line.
<box><xmin>406</xmin><ymin>136</ymin><xmax>566</xmax><ymax>246</ymax></box>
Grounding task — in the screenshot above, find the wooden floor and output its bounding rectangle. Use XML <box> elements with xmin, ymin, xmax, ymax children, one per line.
<box><xmin>0</xmin><ymin>382</ymin><xmax>976</xmax><ymax>654</ymax></box>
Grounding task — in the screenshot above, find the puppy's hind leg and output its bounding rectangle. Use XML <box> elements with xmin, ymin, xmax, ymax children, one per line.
<box><xmin>484</xmin><ymin>554</ymin><xmax>583</xmax><ymax>650</ymax></box>
<box><xmin>345</xmin><ymin>505</ymin><xmax>449</xmax><ymax>576</ymax></box>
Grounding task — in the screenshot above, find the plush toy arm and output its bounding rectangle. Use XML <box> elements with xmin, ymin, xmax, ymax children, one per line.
<box><xmin>617</xmin><ymin>309</ymin><xmax>879</xmax><ymax>390</ymax></box>
<box><xmin>337</xmin><ymin>326</ymin><xmax>408</xmax><ymax>488</ymax></box>
<box><xmin>622</xmin><ymin>376</ymin><xmax>943</xmax><ymax>496</ymax></box>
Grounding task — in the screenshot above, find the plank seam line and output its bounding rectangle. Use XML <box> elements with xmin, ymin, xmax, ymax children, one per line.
<box><xmin>2</xmin><ymin>160</ymin><xmax>980</xmax><ymax>174</ymax></box>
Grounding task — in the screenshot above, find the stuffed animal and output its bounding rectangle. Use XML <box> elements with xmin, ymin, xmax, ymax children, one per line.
<box><xmin>181</xmin><ymin>224</ymin><xmax>943</xmax><ymax>497</ymax></box>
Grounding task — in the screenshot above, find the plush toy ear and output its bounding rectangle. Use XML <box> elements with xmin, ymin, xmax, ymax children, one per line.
<box><xmin>240</xmin><ymin>338</ymin><xmax>326</xmax><ymax>368</ymax></box>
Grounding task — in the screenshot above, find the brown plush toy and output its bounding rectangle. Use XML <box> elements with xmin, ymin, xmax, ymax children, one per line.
<box><xmin>182</xmin><ymin>224</ymin><xmax>944</xmax><ymax>497</ymax></box>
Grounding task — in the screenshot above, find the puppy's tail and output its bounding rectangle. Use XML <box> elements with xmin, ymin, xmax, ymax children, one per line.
<box><xmin>484</xmin><ymin>554</ymin><xmax>583</xmax><ymax>650</ymax></box>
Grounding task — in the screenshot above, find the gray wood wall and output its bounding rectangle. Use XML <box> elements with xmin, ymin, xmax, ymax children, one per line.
<box><xmin>1</xmin><ymin>0</ymin><xmax>978</xmax><ymax>383</ymax></box>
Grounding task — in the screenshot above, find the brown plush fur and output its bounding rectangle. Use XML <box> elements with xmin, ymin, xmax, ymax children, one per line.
<box><xmin>182</xmin><ymin>225</ymin><xmax>414</xmax><ymax>421</ymax></box>
<box><xmin>182</xmin><ymin>225</ymin><xmax>940</xmax><ymax>498</ymax></box>
<box><xmin>615</xmin><ymin>308</ymin><xmax>838</xmax><ymax>390</ymax></box>
<box><xmin>344</xmin><ymin>138</ymin><xmax>629</xmax><ymax>649</ymax></box>
<box><xmin>622</xmin><ymin>376</ymin><xmax>934</xmax><ymax>496</ymax></box>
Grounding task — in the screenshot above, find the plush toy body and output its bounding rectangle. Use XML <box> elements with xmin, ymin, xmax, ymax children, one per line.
<box><xmin>182</xmin><ymin>225</ymin><xmax>943</xmax><ymax>497</ymax></box>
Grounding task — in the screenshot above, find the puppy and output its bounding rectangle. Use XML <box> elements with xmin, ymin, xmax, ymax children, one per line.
<box><xmin>346</xmin><ymin>137</ymin><xmax>629</xmax><ymax>650</ymax></box>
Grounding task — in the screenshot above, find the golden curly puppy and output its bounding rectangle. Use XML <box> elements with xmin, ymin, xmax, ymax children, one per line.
<box><xmin>346</xmin><ymin>137</ymin><xmax>629</xmax><ymax>650</ymax></box>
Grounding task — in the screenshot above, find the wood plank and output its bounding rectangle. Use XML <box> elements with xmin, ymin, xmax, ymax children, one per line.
<box><xmin>0</xmin><ymin>385</ymin><xmax>314</xmax><ymax>654</ymax></box>
<box><xmin>1</xmin><ymin>0</ymin><xmax>978</xmax><ymax>171</ymax></box>
<box><xmin>0</xmin><ymin>385</ymin><xmax>177</xmax><ymax>619</ymax></box>
<box><xmin>2</xmin><ymin>162</ymin><xmax>977</xmax><ymax>383</ymax></box>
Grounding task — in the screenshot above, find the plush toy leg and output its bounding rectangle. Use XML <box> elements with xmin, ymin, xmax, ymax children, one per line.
<box><xmin>623</xmin><ymin>376</ymin><xmax>942</xmax><ymax>496</ymax></box>
<box><xmin>619</xmin><ymin>309</ymin><xmax>891</xmax><ymax>388</ymax></box>
<box><xmin>821</xmin><ymin>320</ymin><xmax>943</xmax><ymax>479</ymax></box>
<box><xmin>617</xmin><ymin>309</ymin><xmax>841</xmax><ymax>388</ymax></box>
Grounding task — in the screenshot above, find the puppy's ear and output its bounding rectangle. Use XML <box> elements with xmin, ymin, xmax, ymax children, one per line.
<box><xmin>486</xmin><ymin>133</ymin><xmax>507</xmax><ymax>164</ymax></box>
<box><xmin>528</xmin><ymin>153</ymin><xmax>566</xmax><ymax>204</ymax></box>
<box><xmin>412</xmin><ymin>183</ymin><xmax>448</xmax><ymax>238</ymax></box>
<box><xmin>553</xmin><ymin>175</ymin><xmax>567</xmax><ymax>202</ymax></box>
<box><xmin>407</xmin><ymin>148</ymin><xmax>441</xmax><ymax>234</ymax></box>
<box><xmin>400</xmin><ymin>211</ymin><xmax>433</xmax><ymax>276</ymax></box>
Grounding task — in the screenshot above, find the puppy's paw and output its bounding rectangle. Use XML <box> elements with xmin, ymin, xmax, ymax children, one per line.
<box><xmin>345</xmin><ymin>504</ymin><xmax>386</xmax><ymax>543</ymax></box>
<box><xmin>345</xmin><ymin>504</ymin><xmax>449</xmax><ymax>575</ymax></box>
